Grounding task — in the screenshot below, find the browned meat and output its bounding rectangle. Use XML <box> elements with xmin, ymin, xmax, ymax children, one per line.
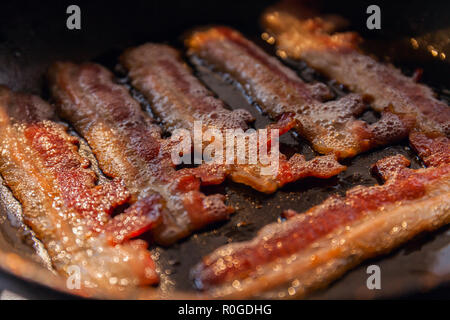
<box><xmin>121</xmin><ymin>43</ymin><xmax>345</xmax><ymax>193</ymax></box>
<box><xmin>261</xmin><ymin>3</ymin><xmax>450</xmax><ymax>136</ymax></box>
<box><xmin>0</xmin><ymin>86</ymin><xmax>160</xmax><ymax>294</ymax></box>
<box><xmin>48</xmin><ymin>62</ymin><xmax>234</xmax><ymax>245</ymax></box>
<box><xmin>185</xmin><ymin>27</ymin><xmax>413</xmax><ymax>159</ymax></box>
<box><xmin>191</xmin><ymin>154</ymin><xmax>450</xmax><ymax>298</ymax></box>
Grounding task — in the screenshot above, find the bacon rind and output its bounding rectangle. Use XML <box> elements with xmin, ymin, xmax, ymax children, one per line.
<box><xmin>191</xmin><ymin>155</ymin><xmax>450</xmax><ymax>298</ymax></box>
<box><xmin>0</xmin><ymin>86</ymin><xmax>160</xmax><ymax>289</ymax></box>
<box><xmin>261</xmin><ymin>5</ymin><xmax>450</xmax><ymax>136</ymax></box>
<box><xmin>121</xmin><ymin>43</ymin><xmax>345</xmax><ymax>192</ymax></box>
<box><xmin>185</xmin><ymin>27</ymin><xmax>413</xmax><ymax>159</ymax></box>
<box><xmin>48</xmin><ymin>62</ymin><xmax>233</xmax><ymax>245</ymax></box>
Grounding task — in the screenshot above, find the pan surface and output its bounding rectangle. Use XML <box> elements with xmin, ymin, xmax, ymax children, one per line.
<box><xmin>0</xmin><ymin>0</ymin><xmax>449</xmax><ymax>299</ymax></box>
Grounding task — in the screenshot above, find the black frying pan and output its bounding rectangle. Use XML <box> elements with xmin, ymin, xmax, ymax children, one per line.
<box><xmin>0</xmin><ymin>0</ymin><xmax>449</xmax><ymax>299</ymax></box>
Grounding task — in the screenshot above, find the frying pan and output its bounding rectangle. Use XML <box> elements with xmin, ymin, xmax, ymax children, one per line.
<box><xmin>0</xmin><ymin>0</ymin><xmax>449</xmax><ymax>299</ymax></box>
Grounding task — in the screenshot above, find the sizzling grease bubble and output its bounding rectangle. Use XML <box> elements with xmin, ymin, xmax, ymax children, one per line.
<box><xmin>288</xmin><ymin>287</ymin><xmax>296</xmax><ymax>296</ymax></box>
<box><xmin>267</xmin><ymin>37</ymin><xmax>276</xmax><ymax>45</ymax></box>
<box><xmin>391</xmin><ymin>226</ymin><xmax>400</xmax><ymax>234</ymax></box>
<box><xmin>232</xmin><ymin>280</ymin><xmax>241</xmax><ymax>289</ymax></box>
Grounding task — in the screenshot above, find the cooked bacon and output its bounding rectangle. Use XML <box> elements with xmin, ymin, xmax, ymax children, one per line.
<box><xmin>105</xmin><ymin>194</ymin><xmax>163</xmax><ymax>245</ymax></box>
<box><xmin>0</xmin><ymin>86</ymin><xmax>160</xmax><ymax>291</ymax></box>
<box><xmin>48</xmin><ymin>62</ymin><xmax>233</xmax><ymax>245</ymax></box>
<box><xmin>192</xmin><ymin>153</ymin><xmax>345</xmax><ymax>194</ymax></box>
<box><xmin>185</xmin><ymin>27</ymin><xmax>413</xmax><ymax>159</ymax></box>
<box><xmin>121</xmin><ymin>43</ymin><xmax>345</xmax><ymax>193</ymax></box>
<box><xmin>191</xmin><ymin>154</ymin><xmax>450</xmax><ymax>298</ymax></box>
<box><xmin>409</xmin><ymin>131</ymin><xmax>450</xmax><ymax>167</ymax></box>
<box><xmin>121</xmin><ymin>43</ymin><xmax>255</xmax><ymax>133</ymax></box>
<box><xmin>261</xmin><ymin>4</ymin><xmax>450</xmax><ymax>136</ymax></box>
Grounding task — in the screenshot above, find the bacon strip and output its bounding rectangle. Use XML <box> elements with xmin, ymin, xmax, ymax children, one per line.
<box><xmin>121</xmin><ymin>43</ymin><xmax>255</xmax><ymax>133</ymax></box>
<box><xmin>261</xmin><ymin>3</ymin><xmax>450</xmax><ymax>136</ymax></box>
<box><xmin>121</xmin><ymin>43</ymin><xmax>345</xmax><ymax>193</ymax></box>
<box><xmin>0</xmin><ymin>86</ymin><xmax>160</xmax><ymax>291</ymax></box>
<box><xmin>48</xmin><ymin>62</ymin><xmax>233</xmax><ymax>245</ymax></box>
<box><xmin>191</xmin><ymin>155</ymin><xmax>450</xmax><ymax>298</ymax></box>
<box><xmin>186</xmin><ymin>27</ymin><xmax>413</xmax><ymax>159</ymax></box>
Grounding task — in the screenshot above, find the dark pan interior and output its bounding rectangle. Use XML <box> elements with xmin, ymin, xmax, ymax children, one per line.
<box><xmin>0</xmin><ymin>0</ymin><xmax>449</xmax><ymax>299</ymax></box>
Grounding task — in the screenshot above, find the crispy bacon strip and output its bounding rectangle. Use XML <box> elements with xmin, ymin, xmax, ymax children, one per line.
<box><xmin>261</xmin><ymin>3</ymin><xmax>450</xmax><ymax>136</ymax></box>
<box><xmin>0</xmin><ymin>86</ymin><xmax>160</xmax><ymax>290</ymax></box>
<box><xmin>191</xmin><ymin>155</ymin><xmax>450</xmax><ymax>298</ymax></box>
<box><xmin>186</xmin><ymin>27</ymin><xmax>413</xmax><ymax>159</ymax></box>
<box><xmin>48</xmin><ymin>62</ymin><xmax>233</xmax><ymax>245</ymax></box>
<box><xmin>121</xmin><ymin>43</ymin><xmax>345</xmax><ymax>193</ymax></box>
